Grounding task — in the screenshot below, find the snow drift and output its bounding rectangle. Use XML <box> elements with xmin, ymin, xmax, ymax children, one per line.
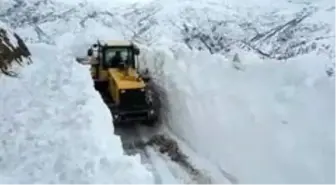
<box><xmin>140</xmin><ymin>44</ymin><xmax>335</xmax><ymax>184</ymax></box>
<box><xmin>0</xmin><ymin>23</ymin><xmax>154</xmax><ymax>183</ymax></box>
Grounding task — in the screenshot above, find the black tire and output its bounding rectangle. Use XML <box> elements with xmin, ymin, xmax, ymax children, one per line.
<box><xmin>112</xmin><ymin>120</ymin><xmax>120</xmax><ymax>127</ymax></box>
<box><xmin>112</xmin><ymin>117</ymin><xmax>122</xmax><ymax>127</ymax></box>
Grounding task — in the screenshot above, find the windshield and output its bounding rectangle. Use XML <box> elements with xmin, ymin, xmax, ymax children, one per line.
<box><xmin>104</xmin><ymin>47</ymin><xmax>134</xmax><ymax>67</ymax></box>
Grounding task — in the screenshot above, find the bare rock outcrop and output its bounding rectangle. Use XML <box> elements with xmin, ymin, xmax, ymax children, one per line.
<box><xmin>0</xmin><ymin>24</ymin><xmax>32</xmax><ymax>77</ymax></box>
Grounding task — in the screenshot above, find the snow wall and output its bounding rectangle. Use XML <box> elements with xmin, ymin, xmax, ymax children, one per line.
<box><xmin>0</xmin><ymin>23</ymin><xmax>154</xmax><ymax>183</ymax></box>
<box><xmin>139</xmin><ymin>43</ymin><xmax>335</xmax><ymax>184</ymax></box>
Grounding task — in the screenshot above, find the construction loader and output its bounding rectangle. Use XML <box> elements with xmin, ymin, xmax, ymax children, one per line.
<box><xmin>76</xmin><ymin>40</ymin><xmax>159</xmax><ymax>126</ymax></box>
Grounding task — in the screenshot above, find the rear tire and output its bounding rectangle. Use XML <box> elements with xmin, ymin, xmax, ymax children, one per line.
<box><xmin>113</xmin><ymin>119</ymin><xmax>125</xmax><ymax>128</ymax></box>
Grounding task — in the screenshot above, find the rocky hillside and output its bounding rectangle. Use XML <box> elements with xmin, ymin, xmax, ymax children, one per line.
<box><xmin>0</xmin><ymin>23</ymin><xmax>32</xmax><ymax>77</ymax></box>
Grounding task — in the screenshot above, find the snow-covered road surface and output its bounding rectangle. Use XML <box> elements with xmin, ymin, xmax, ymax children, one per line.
<box><xmin>114</xmin><ymin>125</ymin><xmax>164</xmax><ymax>183</ymax></box>
<box><xmin>114</xmin><ymin>124</ymin><xmax>217</xmax><ymax>184</ymax></box>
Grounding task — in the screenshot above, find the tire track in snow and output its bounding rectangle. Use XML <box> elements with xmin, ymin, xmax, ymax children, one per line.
<box><xmin>113</xmin><ymin>124</ymin><xmax>163</xmax><ymax>184</ymax></box>
<box><xmin>136</xmin><ymin>125</ymin><xmax>214</xmax><ymax>184</ymax></box>
<box><xmin>114</xmin><ymin>123</ymin><xmax>213</xmax><ymax>184</ymax></box>
<box><xmin>216</xmin><ymin>165</ymin><xmax>239</xmax><ymax>184</ymax></box>
<box><xmin>163</xmin><ymin>126</ymin><xmax>239</xmax><ymax>184</ymax></box>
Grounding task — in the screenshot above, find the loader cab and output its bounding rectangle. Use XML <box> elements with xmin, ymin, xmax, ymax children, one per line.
<box><xmin>87</xmin><ymin>40</ymin><xmax>140</xmax><ymax>81</ymax></box>
<box><xmin>102</xmin><ymin>46</ymin><xmax>137</xmax><ymax>69</ymax></box>
<box><xmin>91</xmin><ymin>40</ymin><xmax>140</xmax><ymax>69</ymax></box>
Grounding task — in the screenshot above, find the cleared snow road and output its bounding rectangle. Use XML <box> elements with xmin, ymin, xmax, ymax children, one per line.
<box><xmin>113</xmin><ymin>124</ymin><xmax>213</xmax><ymax>184</ymax></box>
<box><xmin>114</xmin><ymin>124</ymin><xmax>180</xmax><ymax>184</ymax></box>
<box><xmin>115</xmin><ymin>125</ymin><xmax>207</xmax><ymax>185</ymax></box>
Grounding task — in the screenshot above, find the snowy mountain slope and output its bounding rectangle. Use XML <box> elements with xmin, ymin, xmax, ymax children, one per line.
<box><xmin>101</xmin><ymin>0</ymin><xmax>334</xmax><ymax>61</ymax></box>
<box><xmin>0</xmin><ymin>23</ymin><xmax>154</xmax><ymax>183</ymax></box>
<box><xmin>139</xmin><ymin>44</ymin><xmax>335</xmax><ymax>184</ymax></box>
<box><xmin>0</xmin><ymin>0</ymin><xmax>334</xmax><ymax>61</ymax></box>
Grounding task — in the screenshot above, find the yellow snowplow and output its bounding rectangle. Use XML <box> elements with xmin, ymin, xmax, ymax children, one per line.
<box><xmin>76</xmin><ymin>40</ymin><xmax>159</xmax><ymax>126</ymax></box>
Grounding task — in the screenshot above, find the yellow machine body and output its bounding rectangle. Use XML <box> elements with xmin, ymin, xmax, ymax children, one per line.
<box><xmin>85</xmin><ymin>40</ymin><xmax>158</xmax><ymax>125</ymax></box>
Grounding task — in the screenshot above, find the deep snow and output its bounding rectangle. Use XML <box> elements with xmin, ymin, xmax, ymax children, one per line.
<box><xmin>0</xmin><ymin>24</ymin><xmax>154</xmax><ymax>183</ymax></box>
<box><xmin>0</xmin><ymin>0</ymin><xmax>334</xmax><ymax>183</ymax></box>
<box><xmin>140</xmin><ymin>43</ymin><xmax>335</xmax><ymax>183</ymax></box>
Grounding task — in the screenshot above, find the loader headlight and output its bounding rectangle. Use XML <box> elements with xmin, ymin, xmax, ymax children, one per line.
<box><xmin>120</xmin><ymin>90</ymin><xmax>126</xmax><ymax>93</ymax></box>
<box><xmin>113</xmin><ymin>114</ymin><xmax>121</xmax><ymax>121</ymax></box>
<box><xmin>149</xmin><ymin>109</ymin><xmax>155</xmax><ymax>115</ymax></box>
<box><xmin>140</xmin><ymin>88</ymin><xmax>145</xmax><ymax>92</ymax></box>
<box><xmin>113</xmin><ymin>114</ymin><xmax>119</xmax><ymax>120</ymax></box>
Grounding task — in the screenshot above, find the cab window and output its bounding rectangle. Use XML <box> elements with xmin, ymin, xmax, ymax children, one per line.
<box><xmin>104</xmin><ymin>47</ymin><xmax>134</xmax><ymax>68</ymax></box>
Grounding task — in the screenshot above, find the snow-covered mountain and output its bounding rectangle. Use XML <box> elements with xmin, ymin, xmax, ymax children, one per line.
<box><xmin>1</xmin><ymin>0</ymin><xmax>334</xmax><ymax>61</ymax></box>
<box><xmin>0</xmin><ymin>0</ymin><xmax>334</xmax><ymax>183</ymax></box>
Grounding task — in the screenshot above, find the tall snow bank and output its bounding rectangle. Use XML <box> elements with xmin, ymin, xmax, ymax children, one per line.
<box><xmin>0</xmin><ymin>24</ymin><xmax>153</xmax><ymax>183</ymax></box>
<box><xmin>140</xmin><ymin>44</ymin><xmax>335</xmax><ymax>184</ymax></box>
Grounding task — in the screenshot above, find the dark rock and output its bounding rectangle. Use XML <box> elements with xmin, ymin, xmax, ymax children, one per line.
<box><xmin>0</xmin><ymin>26</ymin><xmax>32</xmax><ymax>77</ymax></box>
<box><xmin>0</xmin><ymin>24</ymin><xmax>31</xmax><ymax>77</ymax></box>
